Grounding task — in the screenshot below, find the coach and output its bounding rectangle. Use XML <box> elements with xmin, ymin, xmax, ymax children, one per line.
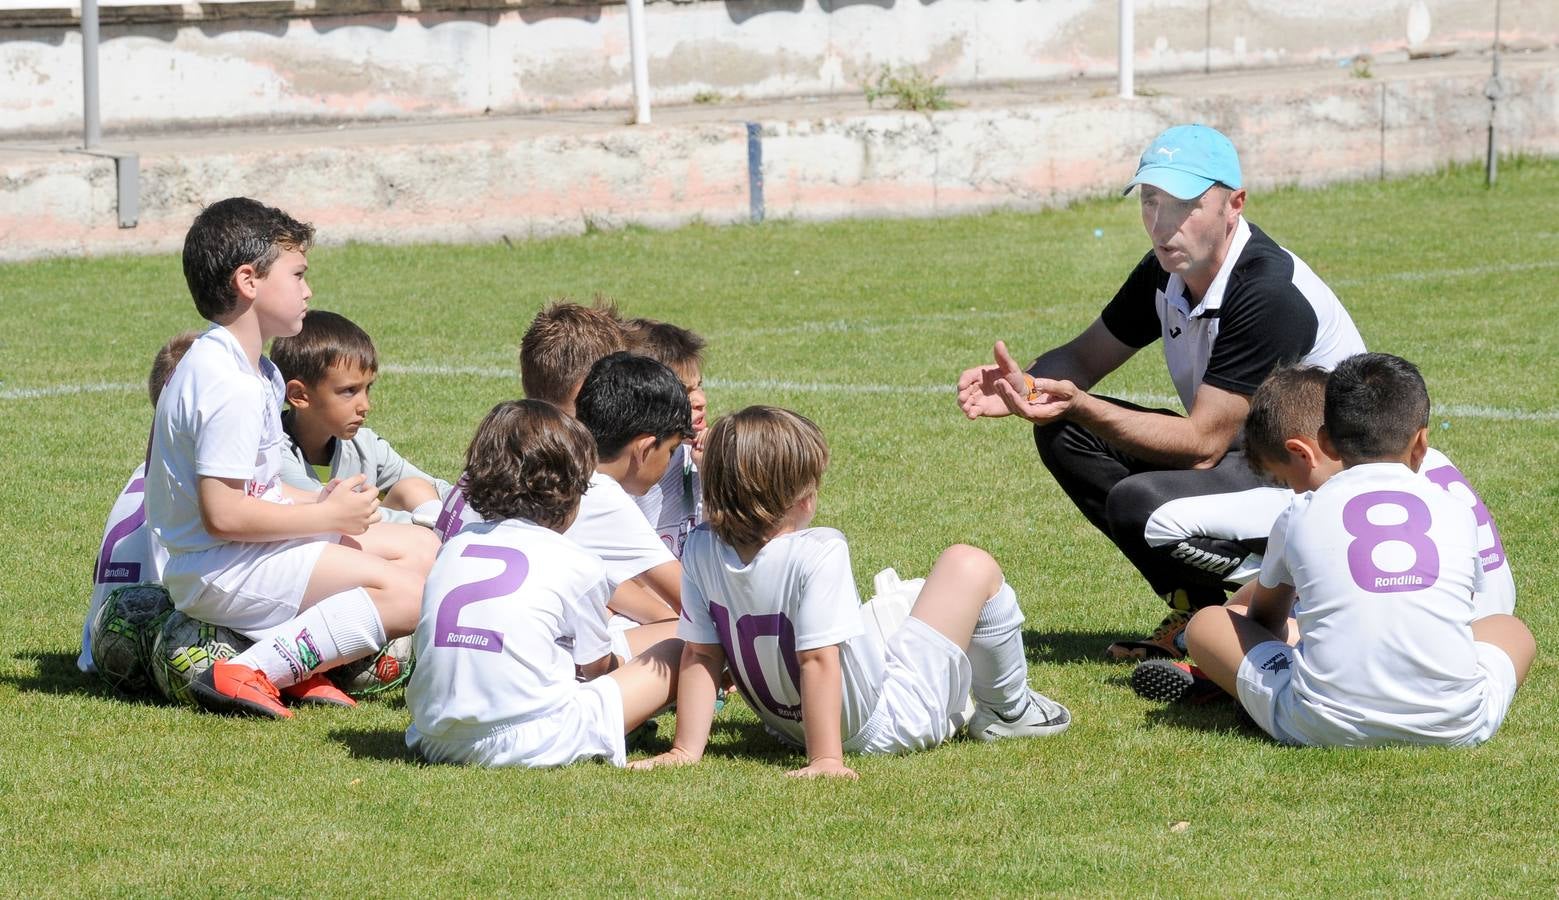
<box><xmin>956</xmin><ymin>124</ymin><xmax>1365</xmax><ymax>660</ymax></box>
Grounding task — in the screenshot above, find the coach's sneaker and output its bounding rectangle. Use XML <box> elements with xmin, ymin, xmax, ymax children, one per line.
<box><xmin>1130</xmin><ymin>659</ymin><xmax>1225</xmax><ymax>705</ymax></box>
<box><xmin>967</xmin><ymin>690</ymin><xmax>1071</xmax><ymax>741</ymax></box>
<box><xmin>281</xmin><ymin>674</ymin><xmax>357</xmax><ymax>708</ymax></box>
<box><xmin>190</xmin><ymin>660</ymin><xmax>293</xmax><ymax>719</ymax></box>
<box><xmin>1105</xmin><ymin>609</ymin><xmax>1192</xmax><ymax>662</ymax></box>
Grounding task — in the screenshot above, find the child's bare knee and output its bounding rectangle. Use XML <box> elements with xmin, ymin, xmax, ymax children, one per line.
<box><xmin>935</xmin><ymin>544</ymin><xmax>1001</xmax><ymax>588</ymax></box>
<box><xmin>1185</xmin><ymin>606</ymin><xmax>1230</xmax><ymax>656</ymax></box>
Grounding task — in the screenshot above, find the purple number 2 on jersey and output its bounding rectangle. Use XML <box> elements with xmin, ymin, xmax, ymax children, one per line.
<box><xmin>708</xmin><ymin>602</ymin><xmax>801</xmax><ymax>721</ymax></box>
<box><xmin>95</xmin><ymin>477</ymin><xmax>146</xmax><ymax>585</ymax></box>
<box><xmin>433</xmin><ymin>544</ymin><xmax>529</xmax><ymax>653</ymax></box>
<box><xmin>1342</xmin><ymin>490</ymin><xmax>1440</xmax><ymax>593</ymax></box>
<box><xmin>1422</xmin><ymin>463</ymin><xmax>1507</xmax><ymax>572</ymax></box>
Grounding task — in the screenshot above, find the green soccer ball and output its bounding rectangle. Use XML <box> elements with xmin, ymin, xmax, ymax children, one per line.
<box><xmin>327</xmin><ymin>636</ymin><xmax>415</xmax><ymax>698</ymax></box>
<box><xmin>150</xmin><ymin>611</ymin><xmax>253</xmax><ymax>708</ymax></box>
<box><xmin>90</xmin><ymin>583</ymin><xmax>174</xmax><ymax>695</ymax></box>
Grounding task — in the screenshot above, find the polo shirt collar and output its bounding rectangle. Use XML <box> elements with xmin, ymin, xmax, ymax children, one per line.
<box><xmin>1187</xmin><ymin>216</ymin><xmax>1251</xmax><ymax>319</ymax></box>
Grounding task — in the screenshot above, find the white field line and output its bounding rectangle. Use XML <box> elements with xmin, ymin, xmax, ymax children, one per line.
<box><xmin>1331</xmin><ymin>259</ymin><xmax>1559</xmax><ymax>287</ymax></box>
<box><xmin>8</xmin><ymin>367</ymin><xmax>1558</xmax><ymax>422</ymax></box>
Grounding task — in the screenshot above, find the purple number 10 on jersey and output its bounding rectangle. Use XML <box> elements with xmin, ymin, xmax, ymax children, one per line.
<box><xmin>434</xmin><ymin>544</ymin><xmax>529</xmax><ymax>653</ymax></box>
<box><xmin>1342</xmin><ymin>491</ymin><xmax>1440</xmax><ymax>593</ymax></box>
<box><xmin>708</xmin><ymin>603</ymin><xmax>802</xmax><ymax>721</ymax></box>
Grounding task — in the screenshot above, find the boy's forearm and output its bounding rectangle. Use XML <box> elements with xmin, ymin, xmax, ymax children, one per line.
<box><xmin>798</xmin><ymin>646</ymin><xmax>846</xmax><ymax>765</ymax></box>
<box><xmin>608</xmin><ymin>579</ymin><xmax>677</xmax><ymax>624</ymax></box>
<box><xmin>198</xmin><ymin>482</ymin><xmax>333</xmax><ymax>542</ymax></box>
<box><xmin>669</xmin><ymin>645</ymin><xmax>723</xmax><ymax>760</ymax></box>
<box><xmin>635</xmin><ymin>561</ymin><xmax>683</xmax><ymax>613</ymax></box>
<box><xmin>384</xmin><ymin>477</ymin><xmax>438</xmax><ymax>512</ymax></box>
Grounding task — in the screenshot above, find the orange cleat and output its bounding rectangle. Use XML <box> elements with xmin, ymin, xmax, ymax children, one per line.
<box><xmin>281</xmin><ymin>674</ymin><xmax>357</xmax><ymax>708</ymax></box>
<box><xmin>191</xmin><ymin>660</ymin><xmax>293</xmax><ymax>719</ymax></box>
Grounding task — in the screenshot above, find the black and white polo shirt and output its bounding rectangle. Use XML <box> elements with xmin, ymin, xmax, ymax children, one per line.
<box><xmin>1100</xmin><ymin>218</ymin><xmax>1366</xmax><ymax>412</ymax></box>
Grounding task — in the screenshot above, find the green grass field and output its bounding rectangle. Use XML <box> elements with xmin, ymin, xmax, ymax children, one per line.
<box><xmin>2</xmin><ymin>160</ymin><xmax>1557</xmax><ymax>895</ymax></box>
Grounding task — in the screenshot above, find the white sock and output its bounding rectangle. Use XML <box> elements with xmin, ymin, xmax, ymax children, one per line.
<box><xmin>966</xmin><ymin>582</ymin><xmax>1029</xmax><ymax>717</ymax></box>
<box><xmin>233</xmin><ymin>588</ymin><xmax>386</xmax><ymax>688</ymax></box>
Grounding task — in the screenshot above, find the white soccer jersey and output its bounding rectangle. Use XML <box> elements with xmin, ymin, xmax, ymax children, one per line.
<box><xmin>436</xmin><ymin>472</ymin><xmax>673</xmax><ymax>591</ymax></box>
<box><xmin>1418</xmin><ymin>447</ymin><xmax>1515</xmax><ymax>617</ymax></box>
<box><xmin>79</xmin><ymin>462</ymin><xmax>170</xmax><ymax>672</ymax></box>
<box><xmin>633</xmin><ymin>443</ymin><xmax>701</xmax><ymax>558</ymax></box>
<box><xmin>407</xmin><ymin>518</ymin><xmax>613</xmax><ymax>739</ymax></box>
<box><xmin>146</xmin><ymin>325</ymin><xmax>289</xmax><ymax>557</ymax></box>
<box><xmin>1258</xmin><ymin>462</ymin><xmax>1490</xmax><ymax>745</ymax></box>
<box><xmin>567</xmin><ymin>472</ymin><xmax>676</xmax><ymax>588</ymax></box>
<box><xmin>679</xmin><ymin>526</ymin><xmax>887</xmax><ymax>748</ymax></box>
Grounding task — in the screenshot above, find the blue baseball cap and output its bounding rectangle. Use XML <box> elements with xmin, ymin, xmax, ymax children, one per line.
<box><xmin>1121</xmin><ymin>125</ymin><xmax>1243</xmax><ymax>199</ymax></box>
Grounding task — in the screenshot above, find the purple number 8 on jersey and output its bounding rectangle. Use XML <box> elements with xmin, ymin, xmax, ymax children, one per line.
<box><xmin>1342</xmin><ymin>490</ymin><xmax>1440</xmax><ymax>593</ymax></box>
<box><xmin>434</xmin><ymin>544</ymin><xmax>529</xmax><ymax>653</ymax></box>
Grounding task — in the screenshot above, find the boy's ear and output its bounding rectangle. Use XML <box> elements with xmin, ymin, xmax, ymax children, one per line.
<box><xmin>1282</xmin><ymin>437</ymin><xmax>1319</xmax><ymax>469</ymax></box>
<box><xmin>630</xmin><ymin>433</ymin><xmax>659</xmax><ymax>463</ymax></box>
<box><xmin>1407</xmin><ymin>427</ymin><xmax>1430</xmax><ymax>471</ymax></box>
<box><xmin>284</xmin><ymin>378</ymin><xmax>312</xmax><ymax>409</ymax></box>
<box><xmin>232</xmin><ymin>264</ymin><xmax>260</xmax><ymax>302</ymax></box>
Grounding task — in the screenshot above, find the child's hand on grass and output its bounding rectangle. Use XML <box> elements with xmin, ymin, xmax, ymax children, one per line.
<box><xmin>628</xmin><ymin>746</ymin><xmax>701</xmax><ymax>771</ymax></box>
<box><xmin>786</xmin><ymin>757</ymin><xmax>857</xmax><ymax>780</ymax></box>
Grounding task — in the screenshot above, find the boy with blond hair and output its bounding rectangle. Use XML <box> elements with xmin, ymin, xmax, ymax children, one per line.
<box><xmin>147</xmin><ymin>197</ymin><xmax>432</xmax><ymax>718</ymax></box>
<box><xmin>633</xmin><ymin>406</ymin><xmax>1069</xmax><ymax>779</ymax></box>
<box><xmin>80</xmin><ymin>330</ymin><xmax>199</xmax><ymax>673</ymax></box>
<box><xmin>1175</xmin><ymin>354</ymin><xmax>1534</xmax><ymax>747</ymax></box>
<box><xmin>271</xmin><ymin>309</ymin><xmax>452</xmax><ymax>525</ymax></box>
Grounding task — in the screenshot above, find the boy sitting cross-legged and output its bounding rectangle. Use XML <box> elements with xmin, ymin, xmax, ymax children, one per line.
<box><xmin>1177</xmin><ymin>353</ymin><xmax>1534</xmax><ymax>747</ymax></box>
<box><xmin>1132</xmin><ymin>362</ymin><xmax>1519</xmax><ymax>703</ymax></box>
<box><xmin>80</xmin><ymin>330</ymin><xmax>199</xmax><ymax>673</ymax></box>
<box><xmin>147</xmin><ymin>197</ymin><xmax>433</xmax><ymax>719</ymax></box>
<box><xmin>271</xmin><ymin>309</ymin><xmax>452</xmax><ymax>526</ymax></box>
<box><xmin>405</xmin><ymin>400</ymin><xmax>682</xmax><ymax>768</ymax></box>
<box><xmin>631</xmin><ymin>406</ymin><xmax>1070</xmax><ymax>780</ymax></box>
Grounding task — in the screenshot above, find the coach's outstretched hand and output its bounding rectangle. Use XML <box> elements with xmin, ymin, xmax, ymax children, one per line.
<box><xmin>956</xmin><ymin>340</ymin><xmax>1028</xmax><ymax>419</ymax></box>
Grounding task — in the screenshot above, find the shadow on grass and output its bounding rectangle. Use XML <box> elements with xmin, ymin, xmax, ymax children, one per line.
<box><xmin>0</xmin><ymin>651</ymin><xmax>128</xmax><ymax>699</ymax></box>
<box><xmin>1023</xmin><ymin>630</ymin><xmax>1135</xmax><ymax>664</ymax></box>
<box><xmin>1142</xmin><ymin>700</ymin><xmax>1267</xmax><ymax>738</ymax></box>
<box><xmin>330</xmin><ymin>727</ymin><xmax>421</xmax><ymax>763</ymax></box>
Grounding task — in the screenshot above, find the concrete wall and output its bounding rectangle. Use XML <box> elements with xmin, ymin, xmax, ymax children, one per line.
<box><xmin>3</xmin><ymin>53</ymin><xmax>1555</xmax><ymax>261</ymax></box>
<box><xmin>3</xmin><ymin>0</ymin><xmax>1555</xmax><ymax>137</ymax></box>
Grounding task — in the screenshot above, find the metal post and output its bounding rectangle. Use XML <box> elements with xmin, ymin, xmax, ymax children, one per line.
<box><xmin>1485</xmin><ymin>0</ymin><xmax>1503</xmax><ymax>188</ymax></box>
<box><xmin>82</xmin><ymin>0</ymin><xmax>101</xmax><ymax>148</ymax></box>
<box><xmin>626</xmin><ymin>0</ymin><xmax>651</xmax><ymax>124</ymax></box>
<box><xmin>1118</xmin><ymin>0</ymin><xmax>1135</xmax><ymax>99</ymax></box>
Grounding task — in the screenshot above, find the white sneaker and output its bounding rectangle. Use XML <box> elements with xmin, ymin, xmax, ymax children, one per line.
<box><xmin>967</xmin><ymin>690</ymin><xmax>1071</xmax><ymax>741</ymax></box>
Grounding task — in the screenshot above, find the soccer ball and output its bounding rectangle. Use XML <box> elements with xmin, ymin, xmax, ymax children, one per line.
<box><xmin>150</xmin><ymin>611</ymin><xmax>253</xmax><ymax>708</ymax></box>
<box><xmin>90</xmin><ymin>583</ymin><xmax>174</xmax><ymax>695</ymax></box>
<box><xmin>328</xmin><ymin>636</ymin><xmax>415</xmax><ymax>698</ymax></box>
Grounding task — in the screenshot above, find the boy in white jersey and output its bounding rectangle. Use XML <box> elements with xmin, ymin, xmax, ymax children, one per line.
<box><xmin>1133</xmin><ymin>363</ymin><xmax>1519</xmax><ymax>703</ymax></box>
<box><xmin>406</xmin><ymin>400</ymin><xmax>682</xmax><ymax>768</ymax></box>
<box><xmin>1177</xmin><ymin>354</ymin><xmax>1534</xmax><ymax>746</ymax></box>
<box><xmin>80</xmin><ymin>331</ymin><xmax>198</xmax><ymax>673</ymax></box>
<box><xmin>146</xmin><ymin>197</ymin><xmax>433</xmax><ymax>719</ymax></box>
<box><xmin>626</xmin><ymin>317</ymin><xmax>709</xmax><ymax>558</ymax></box>
<box><xmin>271</xmin><ymin>310</ymin><xmax>452</xmax><ymax>525</ymax></box>
<box><xmin>631</xmin><ymin>406</ymin><xmax>1070</xmax><ymax>780</ymax></box>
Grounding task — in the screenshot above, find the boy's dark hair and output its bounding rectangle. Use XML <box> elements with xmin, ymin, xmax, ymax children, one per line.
<box><xmin>519</xmin><ymin>298</ymin><xmax>628</xmax><ymax>407</ymax></box>
<box><xmin>149</xmin><ymin>331</ymin><xmax>201</xmax><ymax>407</ymax></box>
<box><xmin>1324</xmin><ymin>353</ymin><xmax>1430</xmax><ymax>463</ymax></box>
<box><xmin>463</xmin><ymin>399</ymin><xmax>597</xmax><ymax>529</ymax></box>
<box><xmin>270</xmin><ymin>310</ymin><xmax>378</xmax><ymax>387</ymax></box>
<box><xmin>182</xmin><ymin>197</ymin><xmax>314</xmax><ymax>322</ymax></box>
<box><xmin>627</xmin><ymin>318</ymin><xmax>706</xmax><ymax>374</ymax></box>
<box><xmin>573</xmin><ymin>352</ymin><xmax>694</xmax><ymax>460</ymax></box>
<box><xmin>702</xmin><ymin>406</ymin><xmax>829</xmax><ymax>548</ymax></box>
<box><xmin>1244</xmin><ymin>365</ymin><xmax>1329</xmax><ymax>473</ymax></box>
